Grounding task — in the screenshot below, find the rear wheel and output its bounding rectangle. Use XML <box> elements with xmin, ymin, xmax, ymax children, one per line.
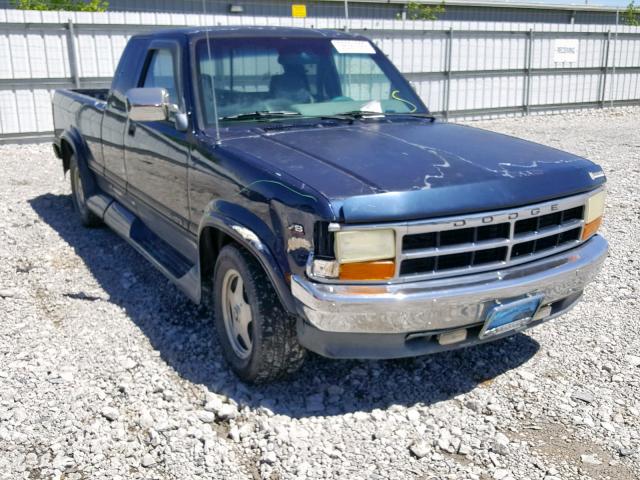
<box><xmin>69</xmin><ymin>154</ymin><xmax>101</xmax><ymax>227</ymax></box>
<box><xmin>213</xmin><ymin>244</ymin><xmax>306</xmax><ymax>383</ymax></box>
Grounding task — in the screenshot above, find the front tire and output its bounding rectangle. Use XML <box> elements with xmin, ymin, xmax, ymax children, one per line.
<box><xmin>69</xmin><ymin>154</ymin><xmax>101</xmax><ymax>228</ymax></box>
<box><xmin>213</xmin><ymin>245</ymin><xmax>306</xmax><ymax>383</ymax></box>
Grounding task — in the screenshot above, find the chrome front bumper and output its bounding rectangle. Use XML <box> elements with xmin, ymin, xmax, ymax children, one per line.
<box><xmin>291</xmin><ymin>235</ymin><xmax>608</xmax><ymax>335</ymax></box>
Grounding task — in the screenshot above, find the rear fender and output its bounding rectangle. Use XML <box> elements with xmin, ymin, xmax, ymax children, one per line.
<box><xmin>59</xmin><ymin>128</ymin><xmax>99</xmax><ymax>198</ymax></box>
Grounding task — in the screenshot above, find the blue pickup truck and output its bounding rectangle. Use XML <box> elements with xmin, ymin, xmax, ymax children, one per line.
<box><xmin>52</xmin><ymin>26</ymin><xmax>608</xmax><ymax>383</ymax></box>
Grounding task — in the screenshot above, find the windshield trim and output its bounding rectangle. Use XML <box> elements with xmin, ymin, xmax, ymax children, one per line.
<box><xmin>191</xmin><ymin>35</ymin><xmax>429</xmax><ymax>132</ymax></box>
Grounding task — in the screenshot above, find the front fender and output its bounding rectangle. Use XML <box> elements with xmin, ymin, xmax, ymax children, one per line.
<box><xmin>198</xmin><ymin>203</ymin><xmax>297</xmax><ymax>315</ymax></box>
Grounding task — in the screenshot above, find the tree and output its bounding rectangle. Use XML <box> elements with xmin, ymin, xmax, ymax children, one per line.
<box><xmin>399</xmin><ymin>1</ymin><xmax>446</xmax><ymax>21</ymax></box>
<box><xmin>10</xmin><ymin>0</ymin><xmax>108</xmax><ymax>11</ymax></box>
<box><xmin>623</xmin><ymin>1</ymin><xmax>640</xmax><ymax>26</ymax></box>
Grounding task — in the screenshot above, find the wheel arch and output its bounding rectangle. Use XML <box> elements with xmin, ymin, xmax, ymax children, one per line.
<box><xmin>197</xmin><ymin>213</ymin><xmax>298</xmax><ymax>315</ymax></box>
<box><xmin>57</xmin><ymin>128</ymin><xmax>99</xmax><ymax>199</ymax></box>
<box><xmin>59</xmin><ymin>138</ymin><xmax>74</xmax><ymax>173</ymax></box>
<box><xmin>57</xmin><ymin>128</ymin><xmax>88</xmax><ymax>172</ymax></box>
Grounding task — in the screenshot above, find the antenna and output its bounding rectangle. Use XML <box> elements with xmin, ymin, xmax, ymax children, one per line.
<box><xmin>202</xmin><ymin>0</ymin><xmax>222</xmax><ymax>145</ymax></box>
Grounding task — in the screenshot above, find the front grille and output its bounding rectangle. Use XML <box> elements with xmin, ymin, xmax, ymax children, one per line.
<box><xmin>511</xmin><ymin>226</ymin><xmax>581</xmax><ymax>258</ymax></box>
<box><xmin>398</xmin><ymin>202</ymin><xmax>585</xmax><ymax>279</ymax></box>
<box><xmin>400</xmin><ymin>246</ymin><xmax>508</xmax><ymax>275</ymax></box>
<box><xmin>316</xmin><ymin>189</ymin><xmax>601</xmax><ymax>285</ymax></box>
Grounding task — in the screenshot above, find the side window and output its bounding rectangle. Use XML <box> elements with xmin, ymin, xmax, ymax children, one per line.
<box><xmin>109</xmin><ymin>38</ymin><xmax>147</xmax><ymax>112</ymax></box>
<box><xmin>141</xmin><ymin>49</ymin><xmax>180</xmax><ymax>108</ymax></box>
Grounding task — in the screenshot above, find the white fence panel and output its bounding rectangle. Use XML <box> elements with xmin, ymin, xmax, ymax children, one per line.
<box><xmin>43</xmin><ymin>33</ymin><xmax>70</xmax><ymax>78</ymax></box>
<box><xmin>411</xmin><ymin>78</ymin><xmax>446</xmax><ymax>113</ymax></box>
<box><xmin>452</xmin><ymin>34</ymin><xmax>527</xmax><ymax>71</ymax></box>
<box><xmin>530</xmin><ymin>73</ymin><xmax>602</xmax><ymax>105</ymax></box>
<box><xmin>450</xmin><ymin>75</ymin><xmax>525</xmax><ymax>111</ymax></box>
<box><xmin>0</xmin><ymin>9</ymin><xmax>639</xmax><ymax>140</ymax></box>
<box><xmin>531</xmin><ymin>35</ymin><xmax>607</xmax><ymax>69</ymax></box>
<box><xmin>613</xmin><ymin>37</ymin><xmax>640</xmax><ymax>67</ymax></box>
<box><xmin>370</xmin><ymin>33</ymin><xmax>448</xmax><ymax>74</ymax></box>
<box><xmin>608</xmin><ymin>71</ymin><xmax>640</xmax><ymax>100</ymax></box>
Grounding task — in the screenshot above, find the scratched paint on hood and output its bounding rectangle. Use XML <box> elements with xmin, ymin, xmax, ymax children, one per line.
<box><xmin>223</xmin><ymin>120</ymin><xmax>604</xmax><ymax>222</ymax></box>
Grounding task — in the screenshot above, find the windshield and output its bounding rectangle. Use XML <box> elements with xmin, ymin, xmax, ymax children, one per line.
<box><xmin>195</xmin><ymin>36</ymin><xmax>427</xmax><ymax>124</ymax></box>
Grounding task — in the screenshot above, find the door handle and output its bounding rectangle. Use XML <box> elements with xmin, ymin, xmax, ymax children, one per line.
<box><xmin>128</xmin><ymin>122</ymin><xmax>136</xmax><ymax>136</ymax></box>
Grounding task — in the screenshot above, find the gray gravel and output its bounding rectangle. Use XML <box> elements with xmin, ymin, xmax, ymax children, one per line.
<box><xmin>1</xmin><ymin>107</ymin><xmax>639</xmax><ymax>479</ymax></box>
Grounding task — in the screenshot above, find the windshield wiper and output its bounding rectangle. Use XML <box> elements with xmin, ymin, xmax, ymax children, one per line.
<box><xmin>219</xmin><ymin>111</ymin><xmax>302</xmax><ymax>121</ymax></box>
<box><xmin>384</xmin><ymin>112</ymin><xmax>437</xmax><ymax>122</ymax></box>
<box><xmin>321</xmin><ymin>111</ymin><xmax>437</xmax><ymax>123</ymax></box>
<box><xmin>321</xmin><ymin>110</ymin><xmax>387</xmax><ymax>123</ymax></box>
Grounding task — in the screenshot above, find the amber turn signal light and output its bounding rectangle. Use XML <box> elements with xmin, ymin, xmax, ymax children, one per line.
<box><xmin>339</xmin><ymin>261</ymin><xmax>395</xmax><ymax>281</ymax></box>
<box><xmin>582</xmin><ymin>216</ymin><xmax>602</xmax><ymax>241</ymax></box>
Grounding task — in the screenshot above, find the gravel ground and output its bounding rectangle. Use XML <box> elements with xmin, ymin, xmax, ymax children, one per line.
<box><xmin>0</xmin><ymin>107</ymin><xmax>639</xmax><ymax>480</ymax></box>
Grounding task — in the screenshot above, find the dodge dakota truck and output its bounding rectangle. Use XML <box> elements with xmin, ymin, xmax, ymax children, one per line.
<box><xmin>53</xmin><ymin>26</ymin><xmax>608</xmax><ymax>383</ymax></box>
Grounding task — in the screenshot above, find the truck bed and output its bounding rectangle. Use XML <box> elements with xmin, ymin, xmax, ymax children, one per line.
<box><xmin>53</xmin><ymin>88</ymin><xmax>109</xmax><ymax>108</ymax></box>
<box><xmin>67</xmin><ymin>88</ymin><xmax>109</xmax><ymax>102</ymax></box>
<box><xmin>52</xmin><ymin>88</ymin><xmax>109</xmax><ymax>147</ymax></box>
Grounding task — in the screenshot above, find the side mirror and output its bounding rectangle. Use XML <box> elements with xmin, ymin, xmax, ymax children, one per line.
<box><xmin>125</xmin><ymin>87</ymin><xmax>189</xmax><ymax>131</ymax></box>
<box><xmin>126</xmin><ymin>87</ymin><xmax>169</xmax><ymax>122</ymax></box>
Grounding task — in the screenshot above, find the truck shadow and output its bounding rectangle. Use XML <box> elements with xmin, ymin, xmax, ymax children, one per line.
<box><xmin>30</xmin><ymin>193</ymin><xmax>540</xmax><ymax>419</ymax></box>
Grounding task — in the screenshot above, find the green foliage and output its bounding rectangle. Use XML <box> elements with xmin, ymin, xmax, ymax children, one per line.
<box><xmin>397</xmin><ymin>1</ymin><xmax>446</xmax><ymax>21</ymax></box>
<box><xmin>10</xmin><ymin>0</ymin><xmax>108</xmax><ymax>12</ymax></box>
<box><xmin>623</xmin><ymin>1</ymin><xmax>640</xmax><ymax>26</ymax></box>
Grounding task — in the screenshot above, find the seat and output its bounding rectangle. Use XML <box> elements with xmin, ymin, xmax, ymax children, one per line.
<box><xmin>269</xmin><ymin>64</ymin><xmax>312</xmax><ymax>103</ymax></box>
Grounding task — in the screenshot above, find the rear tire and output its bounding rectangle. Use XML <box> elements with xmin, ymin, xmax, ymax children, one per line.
<box><xmin>213</xmin><ymin>244</ymin><xmax>306</xmax><ymax>383</ymax></box>
<box><xmin>69</xmin><ymin>154</ymin><xmax>101</xmax><ymax>228</ymax></box>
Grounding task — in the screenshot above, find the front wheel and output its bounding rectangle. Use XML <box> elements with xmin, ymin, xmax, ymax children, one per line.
<box><xmin>213</xmin><ymin>245</ymin><xmax>306</xmax><ymax>383</ymax></box>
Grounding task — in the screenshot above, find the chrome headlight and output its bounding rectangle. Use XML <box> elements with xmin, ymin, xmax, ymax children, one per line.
<box><xmin>585</xmin><ymin>190</ymin><xmax>605</xmax><ymax>224</ymax></box>
<box><xmin>583</xmin><ymin>190</ymin><xmax>605</xmax><ymax>240</ymax></box>
<box><xmin>334</xmin><ymin>229</ymin><xmax>395</xmax><ymax>264</ymax></box>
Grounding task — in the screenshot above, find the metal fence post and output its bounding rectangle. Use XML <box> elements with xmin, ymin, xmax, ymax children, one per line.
<box><xmin>443</xmin><ymin>27</ymin><xmax>453</xmax><ymax>120</ymax></box>
<box><xmin>344</xmin><ymin>0</ymin><xmax>350</xmax><ymax>32</ymax></box>
<box><xmin>66</xmin><ymin>19</ymin><xmax>81</xmax><ymax>89</ymax></box>
<box><xmin>523</xmin><ymin>29</ymin><xmax>533</xmax><ymax>115</ymax></box>
<box><xmin>610</xmin><ymin>10</ymin><xmax>620</xmax><ymax>108</ymax></box>
<box><xmin>600</xmin><ymin>30</ymin><xmax>611</xmax><ymax>108</ymax></box>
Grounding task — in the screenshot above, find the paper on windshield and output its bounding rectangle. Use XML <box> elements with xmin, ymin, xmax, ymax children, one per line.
<box><xmin>331</xmin><ymin>40</ymin><xmax>376</xmax><ymax>55</ymax></box>
<box><xmin>360</xmin><ymin>100</ymin><xmax>383</xmax><ymax>113</ymax></box>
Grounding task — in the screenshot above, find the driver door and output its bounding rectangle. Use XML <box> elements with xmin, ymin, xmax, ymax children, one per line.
<box><xmin>123</xmin><ymin>40</ymin><xmax>191</xmax><ymax>246</ymax></box>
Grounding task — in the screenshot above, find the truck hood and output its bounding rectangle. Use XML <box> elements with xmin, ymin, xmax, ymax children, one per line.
<box><xmin>223</xmin><ymin>121</ymin><xmax>605</xmax><ymax>223</ymax></box>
